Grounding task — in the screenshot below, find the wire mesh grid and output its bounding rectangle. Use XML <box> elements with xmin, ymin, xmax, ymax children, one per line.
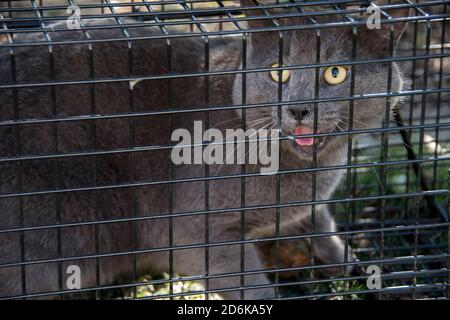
<box><xmin>0</xmin><ymin>0</ymin><xmax>448</xmax><ymax>300</ymax></box>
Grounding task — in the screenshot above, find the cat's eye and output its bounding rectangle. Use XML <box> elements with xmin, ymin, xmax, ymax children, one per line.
<box><xmin>323</xmin><ymin>66</ymin><xmax>347</xmax><ymax>85</ymax></box>
<box><xmin>270</xmin><ymin>64</ymin><xmax>290</xmax><ymax>83</ymax></box>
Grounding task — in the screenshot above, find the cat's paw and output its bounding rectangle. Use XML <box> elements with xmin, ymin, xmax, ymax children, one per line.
<box><xmin>258</xmin><ymin>237</ymin><xmax>358</xmax><ymax>278</ymax></box>
<box><xmin>314</xmin><ymin>236</ymin><xmax>356</xmax><ymax>277</ymax></box>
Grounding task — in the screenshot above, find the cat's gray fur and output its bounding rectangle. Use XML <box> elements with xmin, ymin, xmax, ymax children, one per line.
<box><xmin>0</xmin><ymin>2</ymin><xmax>408</xmax><ymax>299</ymax></box>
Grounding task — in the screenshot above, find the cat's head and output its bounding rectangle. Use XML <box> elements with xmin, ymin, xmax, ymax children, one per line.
<box><xmin>232</xmin><ymin>1</ymin><xmax>410</xmax><ymax>161</ymax></box>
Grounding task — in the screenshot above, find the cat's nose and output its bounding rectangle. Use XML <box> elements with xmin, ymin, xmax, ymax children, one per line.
<box><xmin>288</xmin><ymin>108</ymin><xmax>310</xmax><ymax>121</ymax></box>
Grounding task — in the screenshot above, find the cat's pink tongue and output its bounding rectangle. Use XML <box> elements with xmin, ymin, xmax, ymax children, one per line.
<box><xmin>294</xmin><ymin>126</ymin><xmax>315</xmax><ymax>146</ymax></box>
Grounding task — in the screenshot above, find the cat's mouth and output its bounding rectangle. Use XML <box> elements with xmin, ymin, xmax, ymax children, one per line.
<box><xmin>289</xmin><ymin>125</ymin><xmax>331</xmax><ymax>153</ymax></box>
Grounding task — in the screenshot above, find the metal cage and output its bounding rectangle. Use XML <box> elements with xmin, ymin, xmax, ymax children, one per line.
<box><xmin>0</xmin><ymin>0</ymin><xmax>448</xmax><ymax>300</ymax></box>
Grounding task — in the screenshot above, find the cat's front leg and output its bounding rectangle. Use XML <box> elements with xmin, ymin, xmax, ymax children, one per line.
<box><xmin>308</xmin><ymin>206</ymin><xmax>356</xmax><ymax>276</ymax></box>
<box><xmin>258</xmin><ymin>206</ymin><xmax>355</xmax><ymax>277</ymax></box>
<box><xmin>172</xmin><ymin>239</ymin><xmax>275</xmax><ymax>299</ymax></box>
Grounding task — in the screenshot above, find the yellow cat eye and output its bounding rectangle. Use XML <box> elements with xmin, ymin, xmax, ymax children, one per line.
<box><xmin>270</xmin><ymin>63</ymin><xmax>290</xmax><ymax>83</ymax></box>
<box><xmin>323</xmin><ymin>66</ymin><xmax>347</xmax><ymax>85</ymax></box>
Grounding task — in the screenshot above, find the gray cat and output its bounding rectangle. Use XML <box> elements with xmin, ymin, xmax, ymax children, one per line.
<box><xmin>0</xmin><ymin>1</ymin><xmax>409</xmax><ymax>299</ymax></box>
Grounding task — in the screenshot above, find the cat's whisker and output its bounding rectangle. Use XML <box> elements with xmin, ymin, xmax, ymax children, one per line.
<box><xmin>214</xmin><ymin>121</ymin><xmax>273</xmax><ymax>176</ymax></box>
<box><xmin>212</xmin><ymin>115</ymin><xmax>241</xmax><ymax>124</ymax></box>
<box><xmin>335</xmin><ymin>118</ymin><xmax>395</xmax><ymax>163</ymax></box>
<box><xmin>212</xmin><ymin>116</ymin><xmax>273</xmax><ymax>175</ymax></box>
<box><xmin>214</xmin><ymin>141</ymin><xmax>237</xmax><ymax>176</ymax></box>
<box><xmin>246</xmin><ymin>117</ymin><xmax>273</xmax><ymax>129</ymax></box>
<box><xmin>214</xmin><ymin>114</ymin><xmax>273</xmax><ymax>128</ymax></box>
<box><xmin>331</xmin><ymin>123</ymin><xmax>384</xmax><ymax>189</ymax></box>
<box><xmin>251</xmin><ymin>123</ymin><xmax>277</xmax><ymax>173</ymax></box>
<box><xmin>329</xmin><ymin>132</ymin><xmax>347</xmax><ymax>159</ymax></box>
<box><xmin>244</xmin><ymin>123</ymin><xmax>276</xmax><ymax>173</ymax></box>
<box><xmin>354</xmin><ymin>146</ymin><xmax>383</xmax><ymax>189</ymax></box>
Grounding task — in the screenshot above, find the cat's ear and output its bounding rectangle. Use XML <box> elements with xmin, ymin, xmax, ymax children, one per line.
<box><xmin>371</xmin><ymin>0</ymin><xmax>411</xmax><ymax>42</ymax></box>
<box><xmin>348</xmin><ymin>0</ymin><xmax>411</xmax><ymax>54</ymax></box>
<box><xmin>239</xmin><ymin>0</ymin><xmax>275</xmax><ymax>29</ymax></box>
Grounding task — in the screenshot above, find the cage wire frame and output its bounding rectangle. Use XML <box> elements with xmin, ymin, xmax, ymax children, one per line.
<box><xmin>0</xmin><ymin>0</ymin><xmax>448</xmax><ymax>300</ymax></box>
